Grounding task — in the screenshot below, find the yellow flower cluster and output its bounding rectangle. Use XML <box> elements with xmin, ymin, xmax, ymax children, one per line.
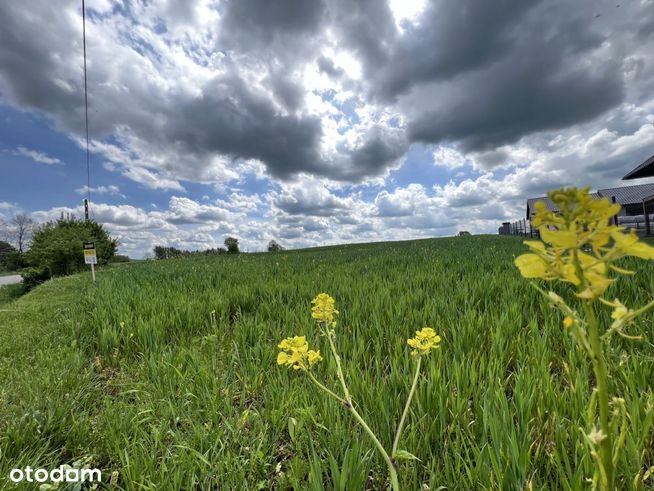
<box><xmin>515</xmin><ymin>187</ymin><xmax>654</xmax><ymax>299</ymax></box>
<box><xmin>277</xmin><ymin>336</ymin><xmax>322</xmax><ymax>370</ymax></box>
<box><xmin>311</xmin><ymin>293</ymin><xmax>339</xmax><ymax>325</ymax></box>
<box><xmin>407</xmin><ymin>327</ymin><xmax>441</xmax><ymax>356</ymax></box>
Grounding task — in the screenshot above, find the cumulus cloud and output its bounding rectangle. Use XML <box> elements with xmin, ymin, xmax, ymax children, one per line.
<box><xmin>75</xmin><ymin>185</ymin><xmax>125</xmax><ymax>198</ymax></box>
<box><xmin>2</xmin><ymin>0</ymin><xmax>654</xmax><ymax>253</ymax></box>
<box><xmin>269</xmin><ymin>176</ymin><xmax>356</xmax><ymax>217</ymax></box>
<box><xmin>3</xmin><ymin>0</ymin><xmax>648</xmax><ymax>185</ymax></box>
<box><xmin>160</xmin><ymin>196</ymin><xmax>239</xmax><ymax>224</ymax></box>
<box><xmin>0</xmin><ymin>202</ymin><xmax>22</xmax><ymax>223</ymax></box>
<box><xmin>14</xmin><ymin>146</ymin><xmax>63</xmax><ymax>165</ymax></box>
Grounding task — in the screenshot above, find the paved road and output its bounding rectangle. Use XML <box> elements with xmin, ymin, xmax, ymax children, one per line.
<box><xmin>0</xmin><ymin>275</ymin><xmax>22</xmax><ymax>286</ymax></box>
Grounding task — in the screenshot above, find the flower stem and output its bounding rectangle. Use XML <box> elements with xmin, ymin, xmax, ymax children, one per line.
<box><xmin>306</xmin><ymin>370</ymin><xmax>347</xmax><ymax>405</ymax></box>
<box><xmin>571</xmin><ymin>249</ymin><xmax>614</xmax><ymax>489</ymax></box>
<box><xmin>322</xmin><ymin>326</ymin><xmax>398</xmax><ymax>490</ymax></box>
<box><xmin>325</xmin><ymin>329</ymin><xmax>351</xmax><ymax>402</ymax></box>
<box><xmin>583</xmin><ymin>300</ymin><xmax>614</xmax><ymax>490</ymax></box>
<box><xmin>630</xmin><ymin>297</ymin><xmax>654</xmax><ymax>318</ymax></box>
<box><xmin>348</xmin><ymin>404</ymin><xmax>400</xmax><ymax>491</ymax></box>
<box><xmin>392</xmin><ymin>356</ymin><xmax>422</xmax><ymax>458</ymax></box>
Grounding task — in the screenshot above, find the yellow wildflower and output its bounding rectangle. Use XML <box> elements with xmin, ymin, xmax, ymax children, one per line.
<box><xmin>311</xmin><ymin>293</ymin><xmax>339</xmax><ymax>325</ymax></box>
<box><xmin>514</xmin><ymin>253</ymin><xmax>549</xmax><ymax>279</ymax></box>
<box><xmin>277</xmin><ymin>335</ymin><xmax>309</xmax><ymax>370</ymax></box>
<box><xmin>610</xmin><ymin>229</ymin><xmax>654</xmax><ymax>260</ymax></box>
<box><xmin>599</xmin><ymin>298</ymin><xmax>632</xmax><ymax>321</ymax></box>
<box><xmin>611</xmin><ymin>302</ymin><xmax>629</xmax><ymax>320</ymax></box>
<box><xmin>515</xmin><ymin>187</ymin><xmax>654</xmax><ymax>300</ymax></box>
<box><xmin>563</xmin><ymin>316</ymin><xmax>574</xmax><ymax>329</ymax></box>
<box><xmin>277</xmin><ymin>336</ymin><xmax>322</xmax><ymax>370</ymax></box>
<box><xmin>407</xmin><ymin>327</ymin><xmax>441</xmax><ymax>356</ymax></box>
<box><xmin>539</xmin><ymin>225</ymin><xmax>578</xmax><ymax>249</ymax></box>
<box><xmin>307</xmin><ymin>350</ymin><xmax>323</xmax><ymax>367</ymax></box>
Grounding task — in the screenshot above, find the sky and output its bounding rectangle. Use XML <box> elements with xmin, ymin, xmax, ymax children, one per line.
<box><xmin>1</xmin><ymin>0</ymin><xmax>654</xmax><ymax>257</ymax></box>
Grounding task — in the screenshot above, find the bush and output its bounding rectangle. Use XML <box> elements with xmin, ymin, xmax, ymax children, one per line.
<box><xmin>27</xmin><ymin>217</ymin><xmax>117</xmax><ymax>276</ymax></box>
<box><xmin>153</xmin><ymin>246</ymin><xmax>185</xmax><ymax>260</ymax></box>
<box><xmin>1</xmin><ymin>251</ymin><xmax>27</xmax><ymax>271</ymax></box>
<box><xmin>267</xmin><ymin>240</ymin><xmax>284</xmax><ymax>252</ymax></box>
<box><xmin>153</xmin><ymin>246</ymin><xmax>229</xmax><ymax>260</ymax></box>
<box><xmin>205</xmin><ymin>247</ymin><xmax>227</xmax><ymax>255</ymax></box>
<box><xmin>0</xmin><ymin>241</ymin><xmax>20</xmax><ymax>271</ymax></box>
<box><xmin>224</xmin><ymin>237</ymin><xmax>239</xmax><ymax>254</ymax></box>
<box><xmin>20</xmin><ymin>267</ymin><xmax>51</xmax><ymax>291</ymax></box>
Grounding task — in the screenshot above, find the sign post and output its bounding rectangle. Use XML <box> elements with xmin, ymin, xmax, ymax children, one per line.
<box><xmin>83</xmin><ymin>241</ymin><xmax>97</xmax><ymax>282</ymax></box>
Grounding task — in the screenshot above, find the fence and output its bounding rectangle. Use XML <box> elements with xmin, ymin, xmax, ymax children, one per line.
<box><xmin>616</xmin><ymin>214</ymin><xmax>654</xmax><ymax>235</ymax></box>
<box><xmin>499</xmin><ymin>214</ymin><xmax>654</xmax><ymax>238</ymax></box>
<box><xmin>498</xmin><ymin>219</ymin><xmax>536</xmax><ymax>237</ymax></box>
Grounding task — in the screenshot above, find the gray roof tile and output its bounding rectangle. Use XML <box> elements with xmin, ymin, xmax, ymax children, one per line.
<box><xmin>598</xmin><ymin>183</ymin><xmax>654</xmax><ymax>204</ymax></box>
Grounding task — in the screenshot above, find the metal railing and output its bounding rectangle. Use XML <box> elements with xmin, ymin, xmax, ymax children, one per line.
<box><xmin>500</xmin><ymin>214</ymin><xmax>654</xmax><ymax>238</ymax></box>
<box><xmin>498</xmin><ymin>219</ymin><xmax>536</xmax><ymax>237</ymax></box>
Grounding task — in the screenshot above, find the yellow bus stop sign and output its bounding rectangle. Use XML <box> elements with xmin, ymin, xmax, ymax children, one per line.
<box><xmin>83</xmin><ymin>242</ymin><xmax>97</xmax><ymax>265</ymax></box>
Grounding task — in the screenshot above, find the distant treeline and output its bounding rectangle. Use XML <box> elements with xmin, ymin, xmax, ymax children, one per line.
<box><xmin>152</xmin><ymin>245</ymin><xmax>228</xmax><ymax>259</ymax></box>
<box><xmin>152</xmin><ymin>239</ymin><xmax>284</xmax><ymax>259</ymax></box>
<box><xmin>153</xmin><ymin>236</ymin><xmax>239</xmax><ymax>259</ymax></box>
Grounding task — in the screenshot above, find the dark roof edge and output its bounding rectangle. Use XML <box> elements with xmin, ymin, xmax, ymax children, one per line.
<box><xmin>623</xmin><ymin>153</ymin><xmax>654</xmax><ymax>180</ymax></box>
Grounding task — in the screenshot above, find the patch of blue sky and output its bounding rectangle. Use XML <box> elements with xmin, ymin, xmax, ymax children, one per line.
<box><xmin>120</xmin><ymin>31</ymin><xmax>163</xmax><ymax>65</ymax></box>
<box><xmin>384</xmin><ymin>143</ymin><xmax>473</xmax><ymax>192</ymax></box>
<box><xmin>0</xmin><ymin>105</ymin><xmax>87</xmax><ymax>210</ymax></box>
<box><xmin>320</xmin><ymin>90</ymin><xmax>360</xmax><ymax>130</ymax></box>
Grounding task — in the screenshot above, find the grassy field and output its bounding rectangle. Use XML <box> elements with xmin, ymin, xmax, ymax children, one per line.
<box><xmin>1</xmin><ymin>235</ymin><xmax>653</xmax><ymax>490</ymax></box>
<box><xmin>0</xmin><ymin>283</ymin><xmax>23</xmax><ymax>306</ymax></box>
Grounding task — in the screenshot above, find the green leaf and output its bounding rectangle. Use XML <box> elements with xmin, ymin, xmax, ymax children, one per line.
<box><xmin>288</xmin><ymin>416</ymin><xmax>297</xmax><ymax>443</ymax></box>
<box><xmin>394</xmin><ymin>450</ymin><xmax>421</xmax><ymax>462</ymax></box>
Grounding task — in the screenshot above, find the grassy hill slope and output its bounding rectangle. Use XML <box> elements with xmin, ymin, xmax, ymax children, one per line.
<box><xmin>1</xmin><ymin>235</ymin><xmax>653</xmax><ymax>489</ymax></box>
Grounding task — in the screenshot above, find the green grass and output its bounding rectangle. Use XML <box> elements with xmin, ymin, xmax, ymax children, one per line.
<box><xmin>1</xmin><ymin>235</ymin><xmax>653</xmax><ymax>489</ymax></box>
<box><xmin>0</xmin><ymin>283</ymin><xmax>24</xmax><ymax>306</ymax></box>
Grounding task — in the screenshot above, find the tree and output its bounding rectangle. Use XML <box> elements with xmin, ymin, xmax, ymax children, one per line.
<box><xmin>0</xmin><ymin>240</ymin><xmax>16</xmax><ymax>258</ymax></box>
<box><xmin>9</xmin><ymin>213</ymin><xmax>35</xmax><ymax>253</ymax></box>
<box><xmin>27</xmin><ymin>216</ymin><xmax>117</xmax><ymax>276</ymax></box>
<box><xmin>153</xmin><ymin>246</ymin><xmax>185</xmax><ymax>260</ymax></box>
<box><xmin>224</xmin><ymin>237</ymin><xmax>239</xmax><ymax>254</ymax></box>
<box><xmin>0</xmin><ymin>240</ymin><xmax>18</xmax><ymax>270</ymax></box>
<box><xmin>267</xmin><ymin>240</ymin><xmax>284</xmax><ymax>252</ymax></box>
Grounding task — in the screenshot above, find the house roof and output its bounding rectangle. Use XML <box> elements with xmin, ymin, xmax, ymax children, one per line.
<box><xmin>623</xmin><ymin>153</ymin><xmax>654</xmax><ymax>180</ymax></box>
<box><xmin>526</xmin><ymin>193</ymin><xmax>601</xmax><ymax>219</ymax></box>
<box><xmin>597</xmin><ymin>183</ymin><xmax>654</xmax><ymax>205</ymax></box>
<box><xmin>526</xmin><ymin>197</ymin><xmax>558</xmax><ymax>219</ymax></box>
<box><xmin>524</xmin><ymin>186</ymin><xmax>654</xmax><ymax>219</ymax></box>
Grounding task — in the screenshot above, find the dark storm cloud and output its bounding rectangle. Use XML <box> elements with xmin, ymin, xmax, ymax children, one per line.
<box><xmin>163</xmin><ymin>74</ymin><xmax>324</xmax><ymax>178</ymax></box>
<box><xmin>266</xmin><ymin>72</ymin><xmax>305</xmax><ymax>112</ymax></box>
<box><xmin>340</xmin><ymin>127</ymin><xmax>408</xmax><ymax>180</ymax></box>
<box><xmin>0</xmin><ymin>0</ymin><xmax>650</xmax><ymax>184</ymax></box>
<box><xmin>374</xmin><ymin>0</ymin><xmax>542</xmax><ymax>100</ymax></box>
<box><xmin>329</xmin><ymin>0</ymin><xmax>397</xmax><ymax>69</ymax></box>
<box><xmin>218</xmin><ymin>0</ymin><xmax>326</xmax><ymax>51</ymax></box>
<box><xmin>0</xmin><ymin>2</ymin><xmax>84</xmax><ymax>131</ymax></box>
<box><xmin>407</xmin><ymin>50</ymin><xmax>623</xmax><ymax>152</ymax></box>
<box><xmin>273</xmin><ymin>192</ymin><xmax>347</xmax><ymax>217</ymax></box>
<box><xmin>400</xmin><ymin>2</ymin><xmax>627</xmax><ymax>152</ymax></box>
<box><xmin>317</xmin><ymin>56</ymin><xmax>344</xmax><ymax>78</ymax></box>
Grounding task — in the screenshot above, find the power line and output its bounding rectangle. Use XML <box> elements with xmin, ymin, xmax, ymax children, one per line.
<box><xmin>82</xmin><ymin>0</ymin><xmax>91</xmax><ymax>220</ymax></box>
